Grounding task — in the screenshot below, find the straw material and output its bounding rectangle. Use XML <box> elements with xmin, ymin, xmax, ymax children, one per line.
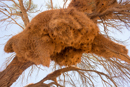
<box><xmin>4</xmin><ymin>8</ymin><xmax>99</xmax><ymax>66</ymax></box>
<box><xmin>92</xmin><ymin>34</ymin><xmax>129</xmax><ymax>62</ymax></box>
<box><xmin>4</xmin><ymin>0</ymin><xmax>129</xmax><ymax>67</ymax></box>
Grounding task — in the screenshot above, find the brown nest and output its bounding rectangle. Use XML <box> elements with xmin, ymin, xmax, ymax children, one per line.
<box><xmin>4</xmin><ymin>7</ymin><xmax>129</xmax><ymax>67</ymax></box>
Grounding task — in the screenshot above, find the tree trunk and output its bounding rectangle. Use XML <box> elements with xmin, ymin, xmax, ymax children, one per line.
<box><xmin>0</xmin><ymin>56</ymin><xmax>33</xmax><ymax>87</ymax></box>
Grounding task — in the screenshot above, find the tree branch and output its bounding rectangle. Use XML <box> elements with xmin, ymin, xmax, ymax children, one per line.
<box><xmin>26</xmin><ymin>66</ymin><xmax>117</xmax><ymax>87</ymax></box>
<box><xmin>50</xmin><ymin>0</ymin><xmax>53</xmax><ymax>10</ymax></box>
<box><xmin>19</xmin><ymin>0</ymin><xmax>29</xmax><ymax>26</ymax></box>
<box><xmin>63</xmin><ymin>0</ymin><xmax>68</xmax><ymax>9</ymax></box>
<box><xmin>0</xmin><ymin>10</ymin><xmax>24</xmax><ymax>29</ymax></box>
<box><xmin>0</xmin><ymin>56</ymin><xmax>33</xmax><ymax>87</ymax></box>
<box><xmin>26</xmin><ymin>0</ymin><xmax>32</xmax><ymax>11</ymax></box>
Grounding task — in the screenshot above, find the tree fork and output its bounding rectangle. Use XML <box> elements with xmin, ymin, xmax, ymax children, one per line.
<box><xmin>0</xmin><ymin>56</ymin><xmax>33</xmax><ymax>87</ymax></box>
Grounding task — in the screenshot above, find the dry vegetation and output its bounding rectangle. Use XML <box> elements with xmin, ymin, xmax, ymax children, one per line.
<box><xmin>0</xmin><ymin>0</ymin><xmax>130</xmax><ymax>87</ymax></box>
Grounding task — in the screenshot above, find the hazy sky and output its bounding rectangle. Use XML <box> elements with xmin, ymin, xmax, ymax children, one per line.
<box><xmin>0</xmin><ymin>0</ymin><xmax>130</xmax><ymax>87</ymax></box>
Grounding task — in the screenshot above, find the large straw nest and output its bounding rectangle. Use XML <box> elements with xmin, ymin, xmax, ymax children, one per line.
<box><xmin>4</xmin><ymin>0</ymin><xmax>129</xmax><ymax>66</ymax></box>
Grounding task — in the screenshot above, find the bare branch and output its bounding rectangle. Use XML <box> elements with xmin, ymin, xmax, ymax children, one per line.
<box><xmin>63</xmin><ymin>0</ymin><xmax>68</xmax><ymax>9</ymax></box>
<box><xmin>11</xmin><ymin>0</ymin><xmax>20</xmax><ymax>8</ymax></box>
<box><xmin>0</xmin><ymin>9</ymin><xmax>24</xmax><ymax>29</ymax></box>
<box><xmin>19</xmin><ymin>0</ymin><xmax>29</xmax><ymax>26</ymax></box>
<box><xmin>50</xmin><ymin>0</ymin><xmax>53</xmax><ymax>10</ymax></box>
<box><xmin>26</xmin><ymin>0</ymin><xmax>32</xmax><ymax>11</ymax></box>
<box><xmin>26</xmin><ymin>66</ymin><xmax>118</xmax><ymax>87</ymax></box>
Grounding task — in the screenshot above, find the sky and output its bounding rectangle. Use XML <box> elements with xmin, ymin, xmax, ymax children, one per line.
<box><xmin>0</xmin><ymin>0</ymin><xmax>130</xmax><ymax>87</ymax></box>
